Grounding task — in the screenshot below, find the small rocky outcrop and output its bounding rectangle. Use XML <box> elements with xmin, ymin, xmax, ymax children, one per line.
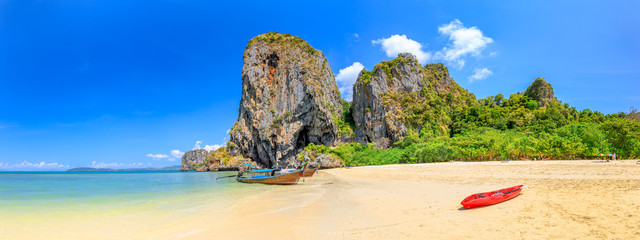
<box><xmin>230</xmin><ymin>32</ymin><xmax>343</xmax><ymax>168</ymax></box>
<box><xmin>524</xmin><ymin>78</ymin><xmax>557</xmax><ymax>107</ymax></box>
<box><xmin>180</xmin><ymin>144</ymin><xmax>258</xmax><ymax>171</ymax></box>
<box><xmin>180</xmin><ymin>149</ymin><xmax>208</xmax><ymax>171</ymax></box>
<box><xmin>314</xmin><ymin>154</ymin><xmax>344</xmax><ymax>169</ymax></box>
<box><xmin>352</xmin><ymin>53</ymin><xmax>475</xmax><ymax>143</ymax></box>
<box><xmin>295</xmin><ymin>147</ymin><xmax>344</xmax><ymax>169</ymax></box>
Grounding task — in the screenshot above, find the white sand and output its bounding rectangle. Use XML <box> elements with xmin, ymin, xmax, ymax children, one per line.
<box><xmin>3</xmin><ymin>160</ymin><xmax>639</xmax><ymax>239</ymax></box>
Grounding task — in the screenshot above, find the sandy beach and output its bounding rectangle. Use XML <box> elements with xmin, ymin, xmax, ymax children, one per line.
<box><xmin>190</xmin><ymin>160</ymin><xmax>640</xmax><ymax>240</ymax></box>
<box><xmin>3</xmin><ymin>160</ymin><xmax>639</xmax><ymax>240</ymax></box>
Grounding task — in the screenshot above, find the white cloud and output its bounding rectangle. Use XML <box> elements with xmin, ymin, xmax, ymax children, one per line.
<box><xmin>0</xmin><ymin>161</ymin><xmax>69</xmax><ymax>170</ymax></box>
<box><xmin>15</xmin><ymin>161</ymin><xmax>68</xmax><ymax>168</ymax></box>
<box><xmin>90</xmin><ymin>161</ymin><xmax>147</xmax><ymax>168</ymax></box>
<box><xmin>146</xmin><ymin>153</ymin><xmax>169</xmax><ymax>160</ymax></box>
<box><xmin>372</xmin><ymin>35</ymin><xmax>430</xmax><ymax>64</ymax></box>
<box><xmin>354</xmin><ymin>33</ymin><xmax>359</xmax><ymax>39</ymax></box>
<box><xmin>335</xmin><ymin>62</ymin><xmax>365</xmax><ymax>101</ymax></box>
<box><xmin>192</xmin><ymin>141</ymin><xmax>222</xmax><ymax>152</ymax></box>
<box><xmin>435</xmin><ymin>19</ymin><xmax>493</xmax><ymax>68</ymax></box>
<box><xmin>193</xmin><ymin>141</ymin><xmax>202</xmax><ymax>150</ymax></box>
<box><xmin>203</xmin><ymin>144</ymin><xmax>223</xmax><ymax>152</ymax></box>
<box><xmin>170</xmin><ymin>150</ymin><xmax>184</xmax><ymax>158</ymax></box>
<box><xmin>145</xmin><ymin>149</ymin><xmax>184</xmax><ymax>162</ymax></box>
<box><xmin>468</xmin><ymin>67</ymin><xmax>493</xmax><ymax>82</ymax></box>
<box><xmin>489</xmin><ymin>51</ymin><xmax>497</xmax><ymax>57</ymax></box>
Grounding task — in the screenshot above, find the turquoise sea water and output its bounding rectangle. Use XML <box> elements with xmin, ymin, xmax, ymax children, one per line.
<box><xmin>0</xmin><ymin>171</ymin><xmax>258</xmax><ymax>215</ymax></box>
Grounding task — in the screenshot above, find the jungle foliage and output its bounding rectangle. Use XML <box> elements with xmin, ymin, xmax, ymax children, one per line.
<box><xmin>301</xmin><ymin>78</ymin><xmax>640</xmax><ymax>165</ymax></box>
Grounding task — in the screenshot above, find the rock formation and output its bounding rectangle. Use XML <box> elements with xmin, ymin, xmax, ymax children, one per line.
<box><xmin>352</xmin><ymin>53</ymin><xmax>424</xmax><ymax>143</ymax></box>
<box><xmin>524</xmin><ymin>78</ymin><xmax>557</xmax><ymax>107</ymax></box>
<box><xmin>229</xmin><ymin>32</ymin><xmax>343</xmax><ymax>168</ymax></box>
<box><xmin>352</xmin><ymin>53</ymin><xmax>475</xmax><ymax>144</ymax></box>
<box><xmin>180</xmin><ymin>144</ymin><xmax>258</xmax><ymax>171</ymax></box>
<box><xmin>180</xmin><ymin>149</ymin><xmax>208</xmax><ymax>171</ymax></box>
<box><xmin>313</xmin><ymin>154</ymin><xmax>343</xmax><ymax>169</ymax></box>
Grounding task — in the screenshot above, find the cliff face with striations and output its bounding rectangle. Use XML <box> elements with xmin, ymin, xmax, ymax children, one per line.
<box><xmin>352</xmin><ymin>53</ymin><xmax>475</xmax><ymax>144</ymax></box>
<box><xmin>229</xmin><ymin>32</ymin><xmax>343</xmax><ymax>168</ymax></box>
<box><xmin>352</xmin><ymin>53</ymin><xmax>425</xmax><ymax>143</ymax></box>
<box><xmin>180</xmin><ymin>149</ymin><xmax>208</xmax><ymax>171</ymax></box>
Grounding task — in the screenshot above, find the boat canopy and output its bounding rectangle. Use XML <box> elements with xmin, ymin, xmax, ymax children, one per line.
<box><xmin>244</xmin><ymin>164</ymin><xmax>258</xmax><ymax>167</ymax></box>
<box><xmin>249</xmin><ymin>169</ymin><xmax>276</xmax><ymax>173</ymax></box>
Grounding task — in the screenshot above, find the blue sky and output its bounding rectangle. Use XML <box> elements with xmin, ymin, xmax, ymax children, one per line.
<box><xmin>1</xmin><ymin>0</ymin><xmax>638</xmax><ymax>170</ymax></box>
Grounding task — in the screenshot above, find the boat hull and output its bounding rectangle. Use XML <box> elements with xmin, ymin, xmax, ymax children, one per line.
<box><xmin>302</xmin><ymin>166</ymin><xmax>317</xmax><ymax>177</ymax></box>
<box><xmin>461</xmin><ymin>185</ymin><xmax>523</xmax><ymax>209</ymax></box>
<box><xmin>237</xmin><ymin>170</ymin><xmax>303</xmax><ymax>185</ymax></box>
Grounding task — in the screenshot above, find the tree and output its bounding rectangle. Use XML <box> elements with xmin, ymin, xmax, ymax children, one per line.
<box><xmin>580</xmin><ymin>109</ymin><xmax>593</xmax><ymax>122</ymax></box>
<box><xmin>526</xmin><ymin>100</ymin><xmax>538</xmax><ymax>110</ymax></box>
<box><xmin>494</xmin><ymin>94</ymin><xmax>504</xmax><ymax>106</ymax></box>
<box><xmin>601</xmin><ymin>118</ymin><xmax>640</xmax><ymax>158</ymax></box>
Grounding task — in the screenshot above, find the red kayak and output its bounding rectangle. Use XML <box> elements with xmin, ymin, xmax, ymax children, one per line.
<box><xmin>461</xmin><ymin>185</ymin><xmax>524</xmax><ymax>209</ymax></box>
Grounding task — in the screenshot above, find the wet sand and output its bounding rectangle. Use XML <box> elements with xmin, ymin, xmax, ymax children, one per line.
<box><xmin>3</xmin><ymin>160</ymin><xmax>639</xmax><ymax>239</ymax></box>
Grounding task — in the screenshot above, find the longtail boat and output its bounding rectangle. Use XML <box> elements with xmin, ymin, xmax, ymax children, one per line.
<box><xmin>302</xmin><ymin>165</ymin><xmax>318</xmax><ymax>177</ymax></box>
<box><xmin>237</xmin><ymin>168</ymin><xmax>304</xmax><ymax>185</ymax></box>
<box><xmin>460</xmin><ymin>185</ymin><xmax>524</xmax><ymax>209</ymax></box>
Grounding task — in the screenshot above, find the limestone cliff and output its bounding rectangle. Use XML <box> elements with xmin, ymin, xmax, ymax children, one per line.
<box><xmin>352</xmin><ymin>53</ymin><xmax>424</xmax><ymax>143</ymax></box>
<box><xmin>180</xmin><ymin>149</ymin><xmax>208</xmax><ymax>171</ymax></box>
<box><xmin>524</xmin><ymin>78</ymin><xmax>557</xmax><ymax>107</ymax></box>
<box><xmin>229</xmin><ymin>32</ymin><xmax>343</xmax><ymax>168</ymax></box>
<box><xmin>352</xmin><ymin>53</ymin><xmax>475</xmax><ymax>144</ymax></box>
<box><xmin>180</xmin><ymin>143</ymin><xmax>258</xmax><ymax>171</ymax></box>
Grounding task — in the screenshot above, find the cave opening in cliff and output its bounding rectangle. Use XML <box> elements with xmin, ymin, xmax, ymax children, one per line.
<box><xmin>266</xmin><ymin>52</ymin><xmax>279</xmax><ymax>85</ymax></box>
<box><xmin>296</xmin><ymin>128</ymin><xmax>310</xmax><ymax>153</ymax></box>
<box><xmin>267</xmin><ymin>52</ymin><xmax>279</xmax><ymax>69</ymax></box>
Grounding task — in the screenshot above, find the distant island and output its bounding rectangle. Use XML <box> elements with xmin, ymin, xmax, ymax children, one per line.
<box><xmin>66</xmin><ymin>165</ymin><xmax>181</xmax><ymax>172</ymax></box>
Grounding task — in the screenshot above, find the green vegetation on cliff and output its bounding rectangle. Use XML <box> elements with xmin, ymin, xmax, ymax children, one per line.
<box><xmin>380</xmin><ymin>62</ymin><xmax>476</xmax><ymax>137</ymax></box>
<box><xmin>247</xmin><ymin>32</ymin><xmax>320</xmax><ymax>56</ymax></box>
<box><xmin>302</xmin><ymin>77</ymin><xmax>640</xmax><ymax>164</ymax></box>
<box><xmin>232</xmin><ymin>33</ymin><xmax>637</xmax><ymax>169</ymax></box>
<box><xmin>351</xmin><ymin>53</ymin><xmax>478</xmax><ymax>145</ymax></box>
<box><xmin>336</xmin><ymin>100</ymin><xmax>356</xmax><ymax>138</ymax></box>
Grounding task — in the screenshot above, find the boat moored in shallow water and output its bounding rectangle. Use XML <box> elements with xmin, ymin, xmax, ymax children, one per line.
<box><xmin>237</xmin><ymin>168</ymin><xmax>304</xmax><ymax>185</ymax></box>
<box><xmin>236</xmin><ymin>158</ymin><xmax>311</xmax><ymax>185</ymax></box>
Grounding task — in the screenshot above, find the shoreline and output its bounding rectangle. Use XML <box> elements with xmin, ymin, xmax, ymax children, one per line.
<box><xmin>2</xmin><ymin>160</ymin><xmax>639</xmax><ymax>239</ymax></box>
<box><xmin>176</xmin><ymin>160</ymin><xmax>640</xmax><ymax>239</ymax></box>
